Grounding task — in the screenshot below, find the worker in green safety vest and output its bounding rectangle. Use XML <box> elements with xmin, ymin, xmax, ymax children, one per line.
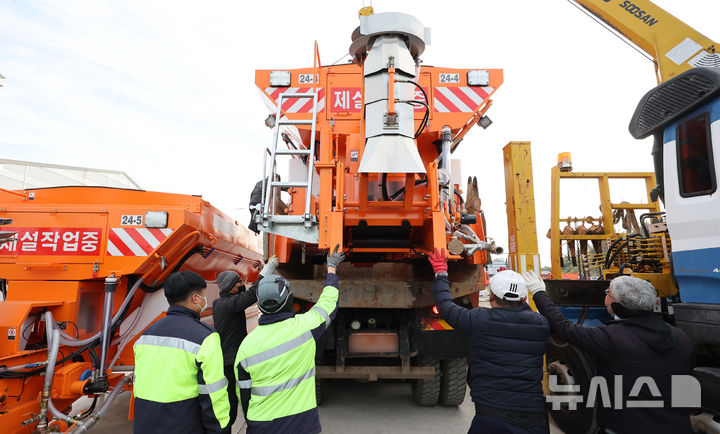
<box><xmin>235</xmin><ymin>245</ymin><xmax>345</xmax><ymax>433</ymax></box>
<box><xmin>133</xmin><ymin>270</ymin><xmax>230</xmax><ymax>434</ymax></box>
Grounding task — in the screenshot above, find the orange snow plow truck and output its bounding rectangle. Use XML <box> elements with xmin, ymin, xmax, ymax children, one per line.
<box><xmin>0</xmin><ymin>187</ymin><xmax>261</xmax><ymax>433</ymax></box>
<box><xmin>254</xmin><ymin>7</ymin><xmax>503</xmax><ymax>406</ymax></box>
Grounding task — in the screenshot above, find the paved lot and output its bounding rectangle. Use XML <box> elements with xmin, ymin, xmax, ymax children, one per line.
<box><xmin>91</xmin><ymin>379</ymin><xmax>561</xmax><ymax>433</ymax></box>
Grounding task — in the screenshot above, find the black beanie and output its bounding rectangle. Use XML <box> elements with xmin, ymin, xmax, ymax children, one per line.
<box><xmin>217</xmin><ymin>271</ymin><xmax>241</xmax><ymax>294</ymax></box>
<box><xmin>164</xmin><ymin>270</ymin><xmax>207</xmax><ymax>304</ymax></box>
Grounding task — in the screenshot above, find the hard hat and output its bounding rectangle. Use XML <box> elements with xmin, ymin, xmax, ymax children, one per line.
<box><xmin>257</xmin><ymin>274</ymin><xmax>292</xmax><ymax>314</ymax></box>
<box><xmin>489</xmin><ymin>270</ymin><xmax>527</xmax><ymax>302</ymax></box>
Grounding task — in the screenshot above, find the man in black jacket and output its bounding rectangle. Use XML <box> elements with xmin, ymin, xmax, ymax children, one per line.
<box><xmin>212</xmin><ymin>256</ymin><xmax>278</xmax><ymax>426</ymax></box>
<box><xmin>523</xmin><ymin>271</ymin><xmax>694</xmax><ymax>434</ymax></box>
<box><xmin>428</xmin><ymin>249</ymin><xmax>550</xmax><ymax>433</ymax></box>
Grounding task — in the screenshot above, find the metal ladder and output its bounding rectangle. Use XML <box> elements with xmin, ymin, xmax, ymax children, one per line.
<box><xmin>258</xmin><ymin>90</ymin><xmax>319</xmax><ymax>243</ymax></box>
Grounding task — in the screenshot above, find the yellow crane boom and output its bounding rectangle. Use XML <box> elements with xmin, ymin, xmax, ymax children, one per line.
<box><xmin>572</xmin><ymin>0</ymin><xmax>719</xmax><ymax>83</ymax></box>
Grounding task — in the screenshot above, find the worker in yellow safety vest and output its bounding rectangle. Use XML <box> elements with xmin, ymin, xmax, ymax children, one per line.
<box><xmin>235</xmin><ymin>245</ymin><xmax>345</xmax><ymax>433</ymax></box>
<box><xmin>134</xmin><ymin>270</ymin><xmax>230</xmax><ymax>434</ymax></box>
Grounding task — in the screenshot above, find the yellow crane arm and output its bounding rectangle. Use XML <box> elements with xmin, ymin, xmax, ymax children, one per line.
<box><xmin>572</xmin><ymin>0</ymin><xmax>718</xmax><ymax>83</ymax></box>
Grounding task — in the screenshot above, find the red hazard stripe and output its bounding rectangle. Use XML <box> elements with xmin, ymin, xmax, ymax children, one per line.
<box><xmin>281</xmin><ymin>87</ymin><xmax>310</xmax><ymax>111</ymax></box>
<box><xmin>470</xmin><ymin>86</ymin><xmax>489</xmax><ymax>100</ymax></box>
<box><xmin>125</xmin><ymin>228</ymin><xmax>154</xmax><ymax>255</ymax></box>
<box><xmin>296</xmin><ymin>87</ymin><xmax>325</xmax><ymax>113</ymax></box>
<box><xmin>107</xmin><ymin>230</ymin><xmax>133</xmax><ymax>256</ymax></box>
<box><xmin>449</xmin><ymin>87</ymin><xmax>479</xmax><ymax>111</ymax></box>
<box><xmin>147</xmin><ymin>228</ymin><xmax>169</xmax><ymax>243</ymax></box>
<box><xmin>434</xmin><ymin>88</ymin><xmax>457</xmax><ymax>112</ymax></box>
<box><xmin>268</xmin><ymin>87</ymin><xmax>286</xmax><ymax>102</ymax></box>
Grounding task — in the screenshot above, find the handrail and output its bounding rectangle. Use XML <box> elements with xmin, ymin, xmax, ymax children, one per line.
<box><xmin>313</xmin><ymin>40</ymin><xmax>321</xmax><ymax>94</ymax></box>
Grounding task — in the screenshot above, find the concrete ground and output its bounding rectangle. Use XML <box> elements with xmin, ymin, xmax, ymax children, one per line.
<box><xmin>90</xmin><ymin>380</ymin><xmax>561</xmax><ymax>433</ymax></box>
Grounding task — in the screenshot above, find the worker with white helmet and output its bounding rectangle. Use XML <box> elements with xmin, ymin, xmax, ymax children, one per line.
<box><xmin>428</xmin><ymin>249</ymin><xmax>550</xmax><ymax>434</ymax></box>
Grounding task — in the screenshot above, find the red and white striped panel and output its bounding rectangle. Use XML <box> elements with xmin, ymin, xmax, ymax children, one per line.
<box><xmin>107</xmin><ymin>228</ymin><xmax>173</xmax><ymax>257</ymax></box>
<box><xmin>264</xmin><ymin>87</ymin><xmax>325</xmax><ymax>113</ymax></box>
<box><xmin>433</xmin><ymin>86</ymin><xmax>494</xmax><ymax>113</ymax></box>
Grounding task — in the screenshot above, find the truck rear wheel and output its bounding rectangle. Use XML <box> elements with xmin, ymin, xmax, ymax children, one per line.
<box><xmin>440</xmin><ymin>358</ymin><xmax>467</xmax><ymax>406</ymax></box>
<box><xmin>412</xmin><ymin>360</ymin><xmax>441</xmax><ymax>406</ymax></box>
<box><xmin>546</xmin><ymin>336</ymin><xmax>598</xmax><ymax>434</ymax></box>
<box><xmin>691</xmin><ymin>367</ymin><xmax>720</xmax><ymax>433</ymax></box>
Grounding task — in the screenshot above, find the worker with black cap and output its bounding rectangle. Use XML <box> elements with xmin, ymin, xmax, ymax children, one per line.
<box><xmin>234</xmin><ymin>245</ymin><xmax>345</xmax><ymax>434</ymax></box>
<box><xmin>212</xmin><ymin>256</ymin><xmax>278</xmax><ymax>426</ymax></box>
<box><xmin>133</xmin><ymin>270</ymin><xmax>230</xmax><ymax>434</ymax></box>
<box><xmin>428</xmin><ymin>249</ymin><xmax>551</xmax><ymax>434</ymax></box>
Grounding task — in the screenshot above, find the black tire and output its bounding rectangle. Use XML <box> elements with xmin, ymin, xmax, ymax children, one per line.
<box><xmin>412</xmin><ymin>360</ymin><xmax>441</xmax><ymax>406</ymax></box>
<box><xmin>440</xmin><ymin>358</ymin><xmax>467</xmax><ymax>407</ymax></box>
<box><xmin>546</xmin><ymin>336</ymin><xmax>598</xmax><ymax>434</ymax></box>
<box><xmin>315</xmin><ymin>379</ymin><xmax>325</xmax><ymax>406</ymax></box>
<box><xmin>691</xmin><ymin>367</ymin><xmax>720</xmax><ymax>433</ymax></box>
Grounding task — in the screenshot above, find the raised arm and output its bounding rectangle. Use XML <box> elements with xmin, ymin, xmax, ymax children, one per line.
<box><xmin>428</xmin><ymin>248</ymin><xmax>473</xmax><ymax>333</ymax></box>
<box><xmin>523</xmin><ymin>271</ymin><xmax>614</xmax><ymax>355</ymax></box>
<box><xmin>300</xmin><ymin>245</ymin><xmax>344</xmax><ymax>340</ymax></box>
<box><xmin>224</xmin><ymin>281</ymin><xmax>258</xmax><ymax>312</ymax></box>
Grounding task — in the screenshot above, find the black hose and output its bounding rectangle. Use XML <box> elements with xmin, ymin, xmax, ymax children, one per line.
<box><xmin>79</xmin><ymin>396</ymin><xmax>98</xmax><ymax>419</ymax></box>
<box><xmin>390</xmin><ymin>179</ymin><xmax>429</xmax><ymax>201</ymax></box>
<box><xmin>139</xmin><ymin>247</ymin><xmax>203</xmax><ymax>292</ymax></box>
<box><xmin>639</xmin><ymin>212</ymin><xmax>665</xmax><ymax>237</ymax></box>
<box><xmin>454</xmin><ymin>188</ymin><xmax>465</xmax><ymax>204</ymax></box>
<box><xmin>0</xmin><ymin>341</ymin><xmax>98</xmax><ymax>379</ymax></box>
<box><xmin>604</xmin><ymin>234</ymin><xmax>642</xmax><ymax>269</ymax></box>
<box><xmin>397</xmin><ymin>80</ymin><xmax>430</xmax><ymax>138</ymax></box>
<box><xmin>381</xmin><ymin>173</ymin><xmax>391</xmax><ymax>201</ymax></box>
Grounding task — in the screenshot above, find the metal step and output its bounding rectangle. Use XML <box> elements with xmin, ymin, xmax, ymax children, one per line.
<box><xmin>275</xmin><ymin>149</ymin><xmax>311</xmax><ymax>155</ymax></box>
<box><xmin>278</xmin><ymin>119</ymin><xmax>314</xmax><ymax>125</ymax></box>
<box><xmin>260</xmin><ymin>88</ymin><xmax>320</xmax><ymax>238</ymax></box>
<box><xmin>271</xmin><ymin>181</ymin><xmax>310</xmax><ymax>189</ymax></box>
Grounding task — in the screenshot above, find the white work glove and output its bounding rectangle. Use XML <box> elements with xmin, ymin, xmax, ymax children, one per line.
<box><xmin>521</xmin><ymin>270</ymin><xmax>546</xmax><ymax>295</ymax></box>
<box><xmin>260</xmin><ymin>255</ymin><xmax>279</xmax><ymax>277</ymax></box>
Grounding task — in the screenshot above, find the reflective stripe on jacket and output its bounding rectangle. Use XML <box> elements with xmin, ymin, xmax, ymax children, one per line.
<box><xmin>235</xmin><ymin>273</ymin><xmax>339</xmax><ymax>433</ymax></box>
<box><xmin>133</xmin><ymin>306</ymin><xmax>230</xmax><ymax>434</ymax></box>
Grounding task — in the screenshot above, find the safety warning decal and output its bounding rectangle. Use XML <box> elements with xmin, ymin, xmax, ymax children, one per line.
<box><xmin>107</xmin><ymin>227</ymin><xmax>173</xmax><ymax>256</ymax></box>
<box><xmin>0</xmin><ymin>227</ymin><xmax>102</xmax><ymax>256</ymax></box>
<box><xmin>8</xmin><ymin>328</ymin><xmax>16</xmax><ymax>340</ymax></box>
<box><xmin>434</xmin><ymin>86</ymin><xmax>494</xmax><ymax>113</ymax></box>
<box><xmin>264</xmin><ymin>87</ymin><xmax>326</xmax><ymax>113</ymax></box>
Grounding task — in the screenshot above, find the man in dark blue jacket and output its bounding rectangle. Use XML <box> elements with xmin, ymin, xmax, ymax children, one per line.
<box><xmin>134</xmin><ymin>270</ymin><xmax>229</xmax><ymax>434</ymax></box>
<box><xmin>523</xmin><ymin>271</ymin><xmax>693</xmax><ymax>434</ymax></box>
<box><xmin>428</xmin><ymin>249</ymin><xmax>550</xmax><ymax>434</ymax></box>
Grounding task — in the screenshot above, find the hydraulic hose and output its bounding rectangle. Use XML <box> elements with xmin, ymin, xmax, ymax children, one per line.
<box><xmin>36</xmin><ymin>327</ymin><xmax>60</xmax><ymax>430</ymax></box>
<box><xmin>57</xmin><ymin>278</ymin><xmax>143</xmax><ymax>347</ymax></box>
<box><xmin>604</xmin><ymin>233</ymin><xmax>641</xmax><ymax>269</ymax></box>
<box><xmin>67</xmin><ymin>374</ymin><xmax>133</xmax><ymax>433</ymax></box>
<box><xmin>639</xmin><ymin>212</ymin><xmax>665</xmax><ymax>237</ymax></box>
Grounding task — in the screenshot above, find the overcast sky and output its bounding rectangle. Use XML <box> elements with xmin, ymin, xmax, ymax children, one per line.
<box><xmin>1</xmin><ymin>0</ymin><xmax>717</xmax><ymax>265</ymax></box>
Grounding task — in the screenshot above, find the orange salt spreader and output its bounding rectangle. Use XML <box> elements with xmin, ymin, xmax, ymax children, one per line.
<box><xmin>252</xmin><ymin>6</ymin><xmax>504</xmax><ymax>405</ymax></box>
<box><xmin>0</xmin><ymin>186</ymin><xmax>261</xmax><ymax>432</ymax></box>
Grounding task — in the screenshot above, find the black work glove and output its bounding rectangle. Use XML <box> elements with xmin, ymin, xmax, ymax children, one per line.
<box><xmin>326</xmin><ymin>244</ymin><xmax>345</xmax><ymax>269</ymax></box>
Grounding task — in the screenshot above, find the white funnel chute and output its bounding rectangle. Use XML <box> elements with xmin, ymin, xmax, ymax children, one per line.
<box><xmin>351</xmin><ymin>13</ymin><xmax>429</xmax><ymax>174</ymax></box>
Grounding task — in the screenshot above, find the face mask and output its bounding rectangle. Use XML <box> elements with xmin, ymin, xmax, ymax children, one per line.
<box><xmin>196</xmin><ymin>295</ymin><xmax>207</xmax><ymax>313</ymax></box>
